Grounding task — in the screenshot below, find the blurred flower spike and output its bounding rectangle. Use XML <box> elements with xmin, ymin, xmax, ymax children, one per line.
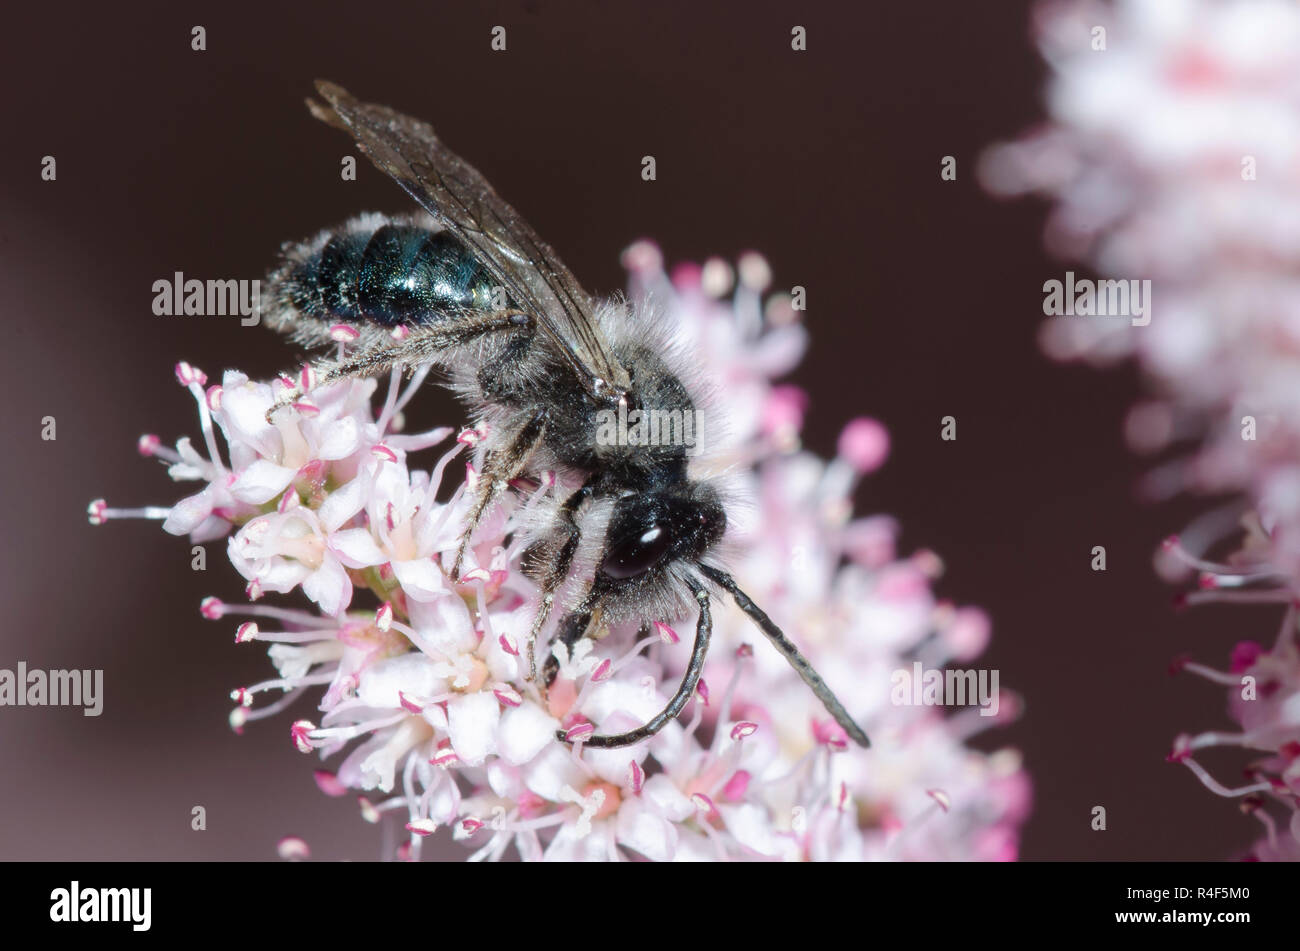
<box><xmin>981</xmin><ymin>0</ymin><xmax>1300</xmax><ymax>858</ymax></box>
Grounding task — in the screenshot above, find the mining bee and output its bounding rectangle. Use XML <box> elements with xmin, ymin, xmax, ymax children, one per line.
<box><xmin>262</xmin><ymin>81</ymin><xmax>869</xmax><ymax>750</ymax></box>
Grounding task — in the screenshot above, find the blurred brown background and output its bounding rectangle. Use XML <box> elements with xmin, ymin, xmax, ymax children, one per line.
<box><xmin>0</xmin><ymin>0</ymin><xmax>1260</xmax><ymax>860</ymax></box>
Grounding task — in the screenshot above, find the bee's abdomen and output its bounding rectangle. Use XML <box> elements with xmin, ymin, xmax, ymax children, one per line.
<box><xmin>290</xmin><ymin>224</ymin><xmax>496</xmax><ymax>327</ymax></box>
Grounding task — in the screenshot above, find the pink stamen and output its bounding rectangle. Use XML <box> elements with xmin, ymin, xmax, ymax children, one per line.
<box><xmin>276</xmin><ymin>836</ymin><xmax>310</xmax><ymax>861</ymax></box>
<box><xmin>174</xmin><ymin>361</ymin><xmax>207</xmax><ymax>387</ymax></box>
<box><xmin>405</xmin><ymin>818</ymin><xmax>438</xmax><ymax>837</ymax></box>
<box><xmin>730</xmin><ymin>721</ymin><xmax>758</xmax><ymax>741</ymax></box>
<box><xmin>290</xmin><ymin>720</ymin><xmax>317</xmax><ymax>753</ymax></box>
<box><xmin>313</xmin><ymin>771</ymin><xmax>349</xmax><ymax>797</ymax></box>
<box><xmin>654</xmin><ymin>621</ymin><xmax>679</xmax><ymax>645</ymax></box>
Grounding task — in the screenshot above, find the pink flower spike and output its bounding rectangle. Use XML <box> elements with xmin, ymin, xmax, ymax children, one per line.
<box><xmin>313</xmin><ymin>771</ymin><xmax>348</xmax><ymax>797</ymax></box>
<box><xmin>591</xmin><ymin>659</ymin><xmax>612</xmax><ymax>682</ymax></box>
<box><xmin>174</xmin><ymin>361</ymin><xmax>207</xmax><ymax>387</ymax></box>
<box><xmin>493</xmin><ymin>684</ymin><xmax>523</xmax><ymax>707</ymax></box>
<box><xmin>358</xmin><ymin>797</ymin><xmax>380</xmax><ymax>824</ymax></box>
<box><xmin>375</xmin><ymin>602</ymin><xmax>393</xmax><ymax>632</ymax></box>
<box><xmin>290</xmin><ymin>720</ymin><xmax>316</xmax><ymax>754</ymax></box>
<box><xmin>499</xmin><ymin>634</ymin><xmax>519</xmax><ymax>657</ymax></box>
<box><xmin>199</xmin><ymin>596</ymin><xmax>225</xmax><ymax>620</ymax></box>
<box><xmin>329</xmin><ymin>323</ymin><xmax>361</xmax><ymax>342</ymax></box>
<box><xmin>277</xmin><ymin>837</ymin><xmax>310</xmax><ymax>861</ymax></box>
<box><xmin>627</xmin><ymin>759</ymin><xmax>645</xmax><ymax>795</ymax></box>
<box><xmin>730</xmin><ymin>721</ymin><xmax>759</xmax><ymax>741</ymax></box>
<box><xmin>136</xmin><ymin>434</ymin><xmax>161</xmax><ymax>456</ymax></box>
<box><xmin>654</xmin><ymin>621</ymin><xmax>679</xmax><ymax>645</ymax></box>
<box><xmin>405</xmin><ymin>818</ymin><xmax>438</xmax><ymax>837</ymax></box>
<box><xmin>235</xmin><ymin>622</ymin><xmax>258</xmax><ymax>643</ymax></box>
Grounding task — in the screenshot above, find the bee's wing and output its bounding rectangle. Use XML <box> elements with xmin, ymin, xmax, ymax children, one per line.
<box><xmin>310</xmin><ymin>81</ymin><xmax>629</xmax><ymax>399</ymax></box>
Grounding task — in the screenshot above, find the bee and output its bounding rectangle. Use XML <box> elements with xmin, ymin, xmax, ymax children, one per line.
<box><xmin>262</xmin><ymin>81</ymin><xmax>869</xmax><ymax>750</ymax></box>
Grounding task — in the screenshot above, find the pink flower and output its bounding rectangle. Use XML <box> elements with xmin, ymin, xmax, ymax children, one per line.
<box><xmin>983</xmin><ymin>0</ymin><xmax>1300</xmax><ymax>857</ymax></box>
<box><xmin>93</xmin><ymin>243</ymin><xmax>1029</xmax><ymax>861</ymax></box>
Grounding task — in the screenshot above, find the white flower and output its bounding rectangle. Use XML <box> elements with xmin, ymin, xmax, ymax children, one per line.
<box><xmin>94</xmin><ymin>244</ymin><xmax>1029</xmax><ymax>862</ymax></box>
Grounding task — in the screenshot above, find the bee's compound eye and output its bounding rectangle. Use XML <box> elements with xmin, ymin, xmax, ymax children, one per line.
<box><xmin>601</xmin><ymin>523</ymin><xmax>673</xmax><ymax>580</ymax></box>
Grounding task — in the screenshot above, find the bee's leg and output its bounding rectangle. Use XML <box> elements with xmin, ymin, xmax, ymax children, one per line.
<box><xmin>265</xmin><ymin>310</ymin><xmax>534</xmax><ymax>420</ymax></box>
<box><xmin>525</xmin><ymin>481</ymin><xmax>597</xmax><ymax>681</ymax></box>
<box><xmin>557</xmin><ymin>580</ymin><xmax>712</xmax><ymax>749</ymax></box>
<box><xmin>699</xmin><ymin>564</ymin><xmax>870</xmax><ymax>748</ymax></box>
<box><xmin>450</xmin><ymin>407</ymin><xmax>548</xmax><ymax>581</ymax></box>
<box><xmin>541</xmin><ymin>607</ymin><xmax>594</xmax><ymax>688</ymax></box>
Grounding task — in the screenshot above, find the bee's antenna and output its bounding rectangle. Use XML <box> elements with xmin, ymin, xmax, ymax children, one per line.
<box><xmin>698</xmin><ymin>564</ymin><xmax>871</xmax><ymax>748</ymax></box>
<box><xmin>558</xmin><ymin>579</ymin><xmax>712</xmax><ymax>749</ymax></box>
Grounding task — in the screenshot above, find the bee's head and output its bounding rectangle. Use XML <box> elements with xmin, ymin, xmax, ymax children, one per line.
<box><xmin>592</xmin><ymin>482</ymin><xmax>725</xmax><ymax>613</ymax></box>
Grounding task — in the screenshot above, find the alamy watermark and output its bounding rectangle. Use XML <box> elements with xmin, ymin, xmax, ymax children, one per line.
<box><xmin>1043</xmin><ymin>271</ymin><xmax>1151</xmax><ymax>327</ymax></box>
<box><xmin>595</xmin><ymin>403</ymin><xmax>704</xmax><ymax>454</ymax></box>
<box><xmin>50</xmin><ymin>882</ymin><xmax>150</xmax><ymax>931</ymax></box>
<box><xmin>890</xmin><ymin>662</ymin><xmax>999</xmax><ymax>717</ymax></box>
<box><xmin>152</xmin><ymin>272</ymin><xmax>261</xmax><ymax>326</ymax></box>
<box><xmin>0</xmin><ymin>662</ymin><xmax>103</xmax><ymax>716</ymax></box>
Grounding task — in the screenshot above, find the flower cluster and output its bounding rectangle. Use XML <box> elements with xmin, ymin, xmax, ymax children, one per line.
<box><xmin>92</xmin><ymin>242</ymin><xmax>1028</xmax><ymax>861</ymax></box>
<box><xmin>980</xmin><ymin>0</ymin><xmax>1300</xmax><ymax>857</ymax></box>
